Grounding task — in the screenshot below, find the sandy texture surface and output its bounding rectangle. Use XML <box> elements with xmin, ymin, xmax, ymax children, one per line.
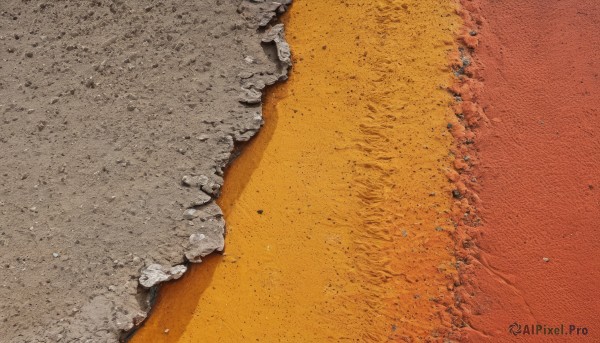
<box><xmin>0</xmin><ymin>0</ymin><xmax>290</xmax><ymax>341</ymax></box>
<box><xmin>455</xmin><ymin>1</ymin><xmax>600</xmax><ymax>341</ymax></box>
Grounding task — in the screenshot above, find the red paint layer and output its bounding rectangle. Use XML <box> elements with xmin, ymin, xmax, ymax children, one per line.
<box><xmin>458</xmin><ymin>1</ymin><xmax>600</xmax><ymax>342</ymax></box>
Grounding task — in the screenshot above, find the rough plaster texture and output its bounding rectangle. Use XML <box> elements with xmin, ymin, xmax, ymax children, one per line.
<box><xmin>0</xmin><ymin>0</ymin><xmax>290</xmax><ymax>341</ymax></box>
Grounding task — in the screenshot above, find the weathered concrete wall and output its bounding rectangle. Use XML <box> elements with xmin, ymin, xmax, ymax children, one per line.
<box><xmin>0</xmin><ymin>0</ymin><xmax>290</xmax><ymax>341</ymax></box>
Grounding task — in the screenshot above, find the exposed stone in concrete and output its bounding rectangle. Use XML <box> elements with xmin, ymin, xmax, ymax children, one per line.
<box><xmin>139</xmin><ymin>264</ymin><xmax>187</xmax><ymax>289</ymax></box>
<box><xmin>262</xmin><ymin>24</ymin><xmax>292</xmax><ymax>69</ymax></box>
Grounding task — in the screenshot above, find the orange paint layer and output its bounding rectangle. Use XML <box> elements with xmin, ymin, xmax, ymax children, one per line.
<box><xmin>132</xmin><ymin>0</ymin><xmax>463</xmax><ymax>342</ymax></box>
<box><xmin>456</xmin><ymin>1</ymin><xmax>600</xmax><ymax>341</ymax></box>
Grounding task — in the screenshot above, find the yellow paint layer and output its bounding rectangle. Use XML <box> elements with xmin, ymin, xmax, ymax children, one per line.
<box><xmin>132</xmin><ymin>0</ymin><xmax>461</xmax><ymax>342</ymax></box>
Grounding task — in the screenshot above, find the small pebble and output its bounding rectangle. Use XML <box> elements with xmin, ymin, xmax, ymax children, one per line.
<box><xmin>542</xmin><ymin>257</ymin><xmax>550</xmax><ymax>262</ymax></box>
<box><xmin>183</xmin><ymin>208</ymin><xmax>198</xmax><ymax>220</ymax></box>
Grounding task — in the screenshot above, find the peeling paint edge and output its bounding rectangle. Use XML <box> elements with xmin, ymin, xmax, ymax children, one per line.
<box><xmin>120</xmin><ymin>1</ymin><xmax>294</xmax><ymax>341</ymax></box>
